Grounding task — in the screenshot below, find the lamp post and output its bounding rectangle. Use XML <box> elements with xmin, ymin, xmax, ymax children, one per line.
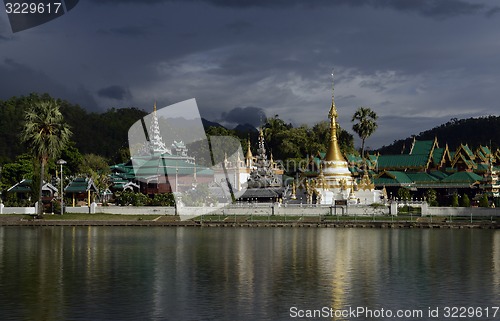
<box><xmin>57</xmin><ymin>159</ymin><xmax>67</xmax><ymax>214</ymax></box>
<box><xmin>175</xmin><ymin>167</ymin><xmax>178</xmax><ymax>193</ymax></box>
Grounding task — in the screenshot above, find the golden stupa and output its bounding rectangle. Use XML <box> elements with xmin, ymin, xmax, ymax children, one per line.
<box><xmin>322</xmin><ymin>73</ymin><xmax>353</xmax><ymax>185</ymax></box>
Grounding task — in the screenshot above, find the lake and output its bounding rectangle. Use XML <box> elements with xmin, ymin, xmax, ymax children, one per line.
<box><xmin>0</xmin><ymin>227</ymin><xmax>499</xmax><ymax>320</ymax></box>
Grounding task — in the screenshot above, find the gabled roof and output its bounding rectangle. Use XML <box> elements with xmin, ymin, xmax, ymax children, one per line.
<box><xmin>8</xmin><ymin>179</ymin><xmax>58</xmax><ymax>194</ymax></box>
<box><xmin>405</xmin><ymin>172</ymin><xmax>439</xmax><ymax>184</ymax></box>
<box><xmin>113</xmin><ymin>181</ymin><xmax>140</xmax><ymax>191</ymax></box>
<box><xmin>7</xmin><ymin>179</ymin><xmax>32</xmax><ymax>193</ymax></box>
<box><xmin>431</xmin><ymin>143</ymin><xmax>452</xmax><ymax>168</ymax></box>
<box><xmin>428</xmin><ymin>170</ymin><xmax>449</xmax><ymax>180</ymax></box>
<box><xmin>441</xmin><ymin>171</ymin><xmax>483</xmax><ymax>185</ymax></box>
<box><xmin>131</xmin><ymin>155</ymin><xmax>213</xmax><ymax>178</ymax></box>
<box><xmin>454</xmin><ymin>144</ymin><xmax>476</xmax><ymax>161</ymax></box>
<box><xmin>431</xmin><ymin>148</ymin><xmax>445</xmax><ymax>166</ymax></box>
<box><xmin>374</xmin><ymin>171</ymin><xmax>413</xmax><ymax>186</ymax></box>
<box><xmin>373</xmin><ymin>169</ymin><xmax>483</xmax><ymax>189</ymax></box>
<box><xmin>65</xmin><ymin>177</ymin><xmax>98</xmax><ymax>193</ymax></box>
<box><xmin>451</xmin><ymin>152</ymin><xmax>477</xmax><ymax>170</ymax></box>
<box><xmin>409</xmin><ymin>139</ymin><xmax>436</xmax><ymax>156</ymax></box>
<box><xmin>475</xmin><ymin>145</ymin><xmax>492</xmax><ymax>162</ymax></box>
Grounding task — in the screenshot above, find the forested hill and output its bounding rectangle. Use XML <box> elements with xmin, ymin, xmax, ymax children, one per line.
<box><xmin>377</xmin><ymin>116</ymin><xmax>500</xmax><ymax>154</ymax></box>
<box><xmin>0</xmin><ymin>93</ymin><xmax>147</xmax><ymax>164</ymax></box>
<box><xmin>0</xmin><ymin>93</ymin><xmax>357</xmax><ymax>166</ymax></box>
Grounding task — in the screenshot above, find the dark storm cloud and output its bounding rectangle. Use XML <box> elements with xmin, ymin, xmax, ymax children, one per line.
<box><xmin>224</xmin><ymin>21</ymin><xmax>253</xmax><ymax>35</ymax></box>
<box><xmin>0</xmin><ymin>58</ymin><xmax>99</xmax><ymax>110</ymax></box>
<box><xmin>96</xmin><ymin>25</ymin><xmax>149</xmax><ymax>37</ymax></box>
<box><xmin>221</xmin><ymin>106</ymin><xmax>266</xmax><ymax>127</ymax></box>
<box><xmin>97</xmin><ymin>85</ymin><xmax>132</xmax><ymax>100</ymax></box>
<box><xmin>486</xmin><ymin>6</ymin><xmax>500</xmax><ymax>17</ymax></box>
<box><xmin>88</xmin><ymin>0</ymin><xmax>491</xmax><ymax>18</ymax></box>
<box><xmin>88</xmin><ymin>0</ymin><xmax>166</xmax><ymax>3</ymax></box>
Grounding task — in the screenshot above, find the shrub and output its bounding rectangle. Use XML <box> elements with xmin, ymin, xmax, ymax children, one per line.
<box><xmin>425</xmin><ymin>188</ymin><xmax>438</xmax><ymax>206</ymax></box>
<box><xmin>479</xmin><ymin>194</ymin><xmax>489</xmax><ymax>207</ymax></box>
<box><xmin>460</xmin><ymin>194</ymin><xmax>470</xmax><ymax>207</ymax></box>
<box><xmin>451</xmin><ymin>193</ymin><xmax>459</xmax><ymax>207</ymax></box>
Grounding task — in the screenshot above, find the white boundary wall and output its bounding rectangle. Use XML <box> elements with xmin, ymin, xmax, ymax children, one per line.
<box><xmin>0</xmin><ymin>204</ymin><xmax>36</xmax><ymax>214</ymax></box>
<box><xmin>3</xmin><ymin>203</ymin><xmax>499</xmax><ymax>217</ymax></box>
<box><xmin>65</xmin><ymin>205</ymin><xmax>176</xmax><ymax>215</ymax></box>
<box><xmin>424</xmin><ymin>206</ymin><xmax>500</xmax><ymax>217</ymax></box>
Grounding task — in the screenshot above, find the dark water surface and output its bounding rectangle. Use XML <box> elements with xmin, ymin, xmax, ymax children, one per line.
<box><xmin>0</xmin><ymin>227</ymin><xmax>498</xmax><ymax>320</ymax></box>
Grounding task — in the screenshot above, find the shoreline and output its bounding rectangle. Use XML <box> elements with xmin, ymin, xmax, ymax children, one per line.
<box><xmin>0</xmin><ymin>218</ymin><xmax>498</xmax><ymax>229</ymax></box>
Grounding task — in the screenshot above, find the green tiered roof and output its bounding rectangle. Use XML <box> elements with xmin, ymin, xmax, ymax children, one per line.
<box><xmin>374</xmin><ymin>171</ymin><xmax>413</xmax><ymax>187</ymax></box>
<box><xmin>65</xmin><ymin>177</ymin><xmax>98</xmax><ymax>193</ymax></box>
<box><xmin>409</xmin><ymin>139</ymin><xmax>434</xmax><ymax>155</ymax></box>
<box><xmin>376</xmin><ymin>154</ymin><xmax>429</xmax><ymax>170</ymax></box>
<box><xmin>441</xmin><ymin>171</ymin><xmax>483</xmax><ymax>185</ymax></box>
<box><xmin>431</xmin><ymin>148</ymin><xmax>445</xmax><ymax>166</ymax></box>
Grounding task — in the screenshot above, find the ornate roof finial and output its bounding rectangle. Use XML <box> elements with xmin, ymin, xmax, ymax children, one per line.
<box><xmin>329</xmin><ymin>69</ymin><xmax>338</xmax><ymax>119</ymax></box>
<box><xmin>149</xmin><ymin>101</ymin><xmax>168</xmax><ymax>154</ymax></box>
<box><xmin>325</xmin><ymin>69</ymin><xmax>345</xmax><ymax>163</ymax></box>
<box><xmin>246</xmin><ymin>137</ymin><xmax>252</xmax><ymax>156</ymax></box>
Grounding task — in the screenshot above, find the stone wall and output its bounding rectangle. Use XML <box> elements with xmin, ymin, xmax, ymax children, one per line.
<box><xmin>5</xmin><ymin>203</ymin><xmax>498</xmax><ymax>217</ymax></box>
<box><xmin>65</xmin><ymin>205</ymin><xmax>176</xmax><ymax>215</ymax></box>
<box><xmin>0</xmin><ymin>204</ymin><xmax>36</xmax><ymax>214</ymax></box>
<box><xmin>424</xmin><ymin>206</ymin><xmax>500</xmax><ymax>217</ymax></box>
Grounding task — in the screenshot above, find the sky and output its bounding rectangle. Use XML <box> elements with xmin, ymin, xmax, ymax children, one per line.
<box><xmin>1</xmin><ymin>0</ymin><xmax>500</xmax><ymax>149</ymax></box>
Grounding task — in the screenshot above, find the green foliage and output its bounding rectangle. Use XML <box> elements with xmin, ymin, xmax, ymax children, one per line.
<box><xmin>0</xmin><ymin>93</ymin><xmax>147</xmax><ymax>162</ymax></box>
<box><xmin>21</xmin><ymin>98</ymin><xmax>72</xmax><ymax>162</ymax></box>
<box><xmin>0</xmin><ymin>154</ymin><xmax>35</xmax><ymax>189</ymax></box>
<box><xmin>115</xmin><ymin>191</ymin><xmax>148</xmax><ymax>206</ymax></box>
<box><xmin>113</xmin><ymin>147</ymin><xmax>131</xmax><ymax>165</ymax></box>
<box><xmin>262</xmin><ymin>116</ymin><xmax>355</xmax><ymax>163</ymax></box>
<box><xmin>21</xmin><ymin>97</ymin><xmax>72</xmax><ymax>214</ymax></box>
<box><xmin>479</xmin><ymin>194</ymin><xmax>489</xmax><ymax>207</ymax></box>
<box><xmin>451</xmin><ymin>193</ymin><xmax>459</xmax><ymax>207</ymax></box>
<box><xmin>60</xmin><ymin>141</ymin><xmax>84</xmax><ymax>174</ymax></box>
<box><xmin>351</xmin><ymin>107</ymin><xmax>378</xmax><ymax>157</ymax></box>
<box><xmin>115</xmin><ymin>191</ymin><xmax>175</xmax><ymax>206</ymax></box>
<box><xmin>425</xmin><ymin>188</ymin><xmax>438</xmax><ymax>206</ymax></box>
<box><xmin>460</xmin><ymin>193</ymin><xmax>471</xmax><ymax>207</ymax></box>
<box><xmin>397</xmin><ymin>187</ymin><xmax>411</xmax><ymax>201</ymax></box>
<box><xmin>149</xmin><ymin>193</ymin><xmax>176</xmax><ymax>206</ymax></box>
<box><xmin>3</xmin><ymin>193</ymin><xmax>32</xmax><ymax>207</ymax></box>
<box><xmin>78</xmin><ymin>154</ymin><xmax>111</xmax><ymax>199</ymax></box>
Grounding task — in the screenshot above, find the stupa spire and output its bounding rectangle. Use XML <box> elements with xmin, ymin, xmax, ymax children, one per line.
<box><xmin>325</xmin><ymin>70</ymin><xmax>346</xmax><ymax>163</ymax></box>
<box><xmin>149</xmin><ymin>102</ymin><xmax>168</xmax><ymax>154</ymax></box>
<box><xmin>246</xmin><ymin>136</ymin><xmax>253</xmax><ymax>167</ymax></box>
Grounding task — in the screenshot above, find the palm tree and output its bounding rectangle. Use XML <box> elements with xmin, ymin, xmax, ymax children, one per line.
<box><xmin>21</xmin><ymin>99</ymin><xmax>72</xmax><ymax>215</ymax></box>
<box><xmin>351</xmin><ymin>107</ymin><xmax>378</xmax><ymax>159</ymax></box>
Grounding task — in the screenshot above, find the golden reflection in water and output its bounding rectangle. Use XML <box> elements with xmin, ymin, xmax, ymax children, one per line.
<box><xmin>318</xmin><ymin>229</ymin><xmax>352</xmax><ymax>319</ymax></box>
<box><xmin>493</xmin><ymin>231</ymin><xmax>500</xmax><ymax>287</ymax></box>
<box><xmin>1</xmin><ymin>227</ymin><xmax>499</xmax><ymax>320</ymax></box>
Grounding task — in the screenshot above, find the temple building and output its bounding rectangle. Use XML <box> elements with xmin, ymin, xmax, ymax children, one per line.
<box><xmin>110</xmin><ymin>103</ymin><xmax>213</xmax><ymax>196</ymax></box>
<box><xmin>346</xmin><ymin>137</ymin><xmax>500</xmax><ymax>206</ymax></box>
<box><xmin>237</xmin><ymin>129</ymin><xmax>284</xmax><ymax>202</ymax></box>
<box><xmin>296</xmin><ymin>75</ymin><xmax>382</xmax><ymax>205</ymax></box>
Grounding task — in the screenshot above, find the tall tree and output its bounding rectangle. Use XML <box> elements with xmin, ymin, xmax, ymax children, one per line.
<box><xmin>79</xmin><ymin>153</ymin><xmax>111</xmax><ymax>201</ymax></box>
<box><xmin>351</xmin><ymin>107</ymin><xmax>378</xmax><ymax>158</ymax></box>
<box><xmin>21</xmin><ymin>99</ymin><xmax>72</xmax><ymax>215</ymax></box>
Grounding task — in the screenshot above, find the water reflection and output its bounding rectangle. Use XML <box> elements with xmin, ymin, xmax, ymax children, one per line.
<box><xmin>0</xmin><ymin>227</ymin><xmax>498</xmax><ymax>320</ymax></box>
